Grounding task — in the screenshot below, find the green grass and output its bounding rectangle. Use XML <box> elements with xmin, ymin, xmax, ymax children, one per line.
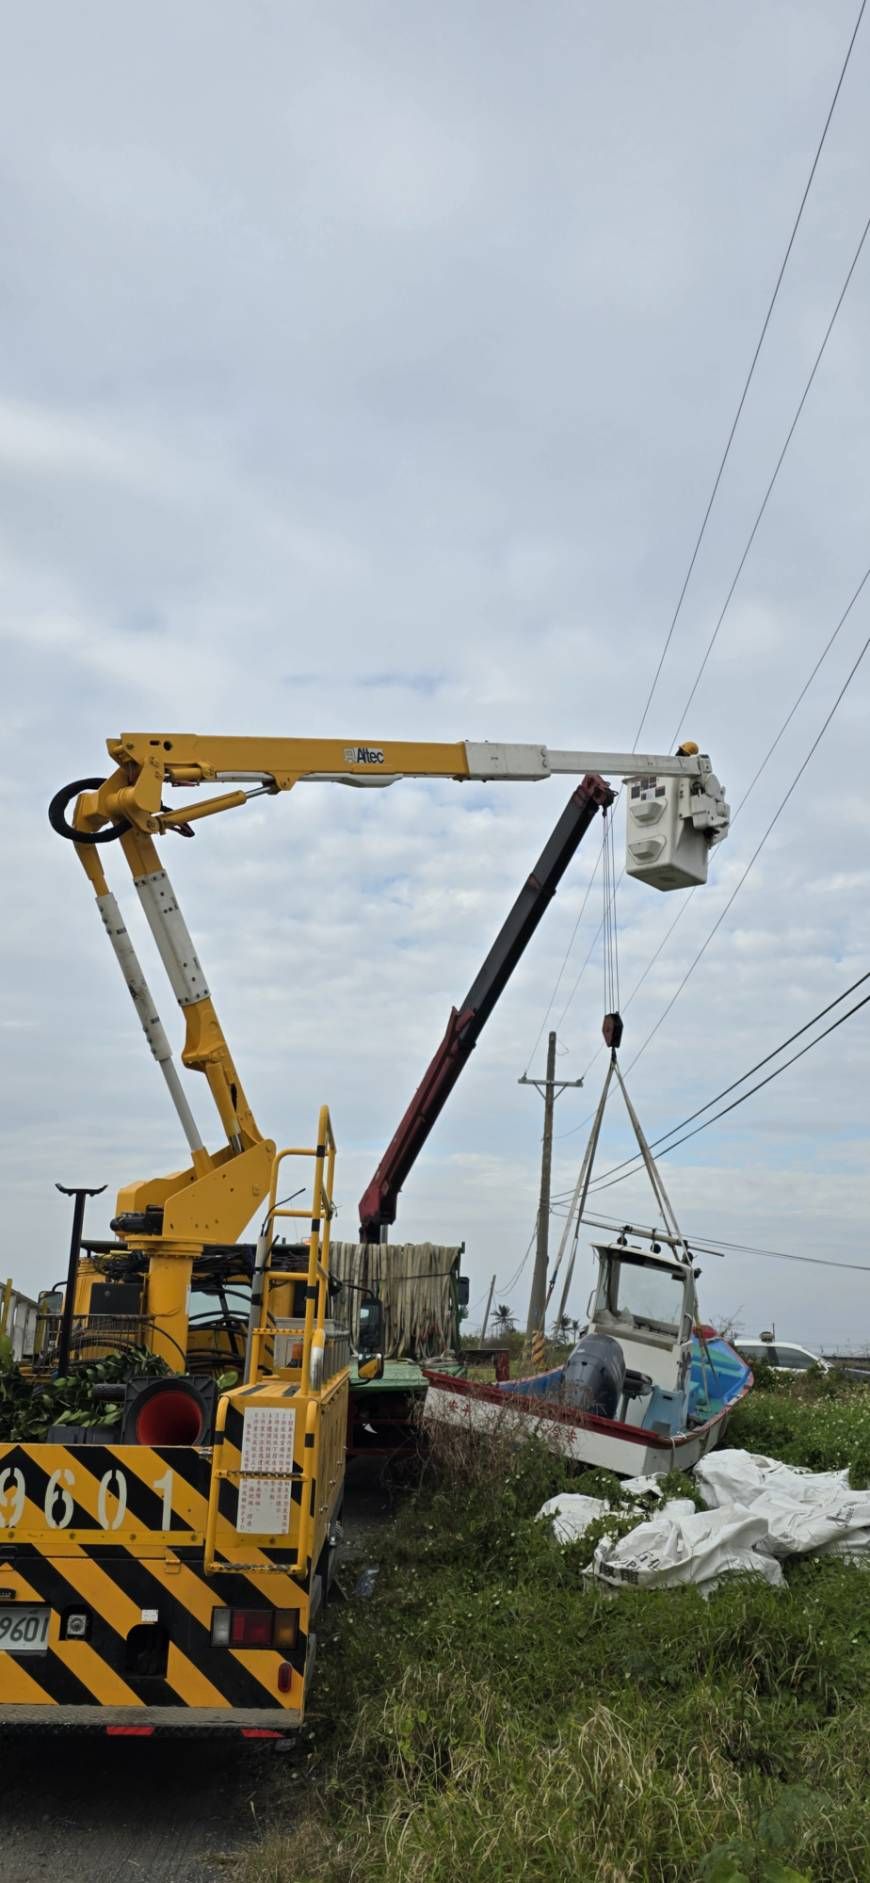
<box><xmin>235</xmin><ymin>1376</ymin><xmax>870</xmax><ymax>1883</ymax></box>
<box><xmin>727</xmin><ymin>1365</ymin><xmax>870</xmax><ymax>1485</ymax></box>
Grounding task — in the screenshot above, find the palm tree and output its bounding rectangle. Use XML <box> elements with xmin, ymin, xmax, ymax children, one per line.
<box><xmin>551</xmin><ymin>1312</ymin><xmax>572</xmax><ymax>1345</ymax></box>
<box><xmin>493</xmin><ymin>1304</ymin><xmax>515</xmax><ymax>1334</ymax></box>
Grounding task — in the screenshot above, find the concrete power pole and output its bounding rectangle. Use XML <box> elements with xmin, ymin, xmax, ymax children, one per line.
<box><xmin>480</xmin><ymin>1273</ymin><xmax>497</xmax><ymax>1342</ymax></box>
<box><xmin>520</xmin><ymin>1032</ymin><xmax>583</xmax><ymax>1345</ymax></box>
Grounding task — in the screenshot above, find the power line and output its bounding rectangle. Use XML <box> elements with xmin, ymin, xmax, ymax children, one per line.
<box><xmin>524</xmin><ymin>1</ymin><xmax>868</xmax><ymax>1083</ymax></box>
<box><xmin>587</xmin><ymin>987</ymin><xmax>870</xmax><ymax>1193</ymax></box>
<box><xmin>557</xmin><ymin>564</ymin><xmax>870</xmax><ymax>1137</ymax></box>
<box><xmin>622</xmin><ymin>586</ymin><xmax>870</xmax><ymax>1078</ymax></box>
<box><xmin>671</xmin><ymin>208</ymin><xmax>870</xmax><ymax>745</ymax></box>
<box><xmin>552</xmin><ymin>968</ymin><xmax>870</xmax><ymax>1194</ymax></box>
<box><xmin>495</xmin><ymin>1224</ymin><xmax>537</xmax><ymax>1298</ymax></box>
<box><xmin>632</xmin><ymin>0</ymin><xmax>867</xmax><ymax>748</ymax></box>
<box><xmin>550</xmin><ymin>202</ymin><xmax>870</xmax><ymax>1071</ymax></box>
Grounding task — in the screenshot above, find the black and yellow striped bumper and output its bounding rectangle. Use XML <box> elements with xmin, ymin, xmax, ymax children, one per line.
<box><xmin>0</xmin><ymin>1396</ymin><xmax>340</xmax><ymax>1728</ymax></box>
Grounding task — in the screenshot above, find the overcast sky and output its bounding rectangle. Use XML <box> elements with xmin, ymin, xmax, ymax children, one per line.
<box><xmin>2</xmin><ymin>1</ymin><xmax>869</xmax><ymax>1348</ymax></box>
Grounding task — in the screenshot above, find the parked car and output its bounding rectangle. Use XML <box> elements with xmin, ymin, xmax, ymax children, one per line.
<box><xmin>734</xmin><ymin>1338</ymin><xmax>829</xmax><ymax>1374</ymax></box>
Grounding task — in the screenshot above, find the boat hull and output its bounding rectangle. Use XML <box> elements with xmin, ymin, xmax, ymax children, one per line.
<box><xmin>422</xmin><ymin>1336</ymin><xmax>752</xmax><ymax>1477</ymax></box>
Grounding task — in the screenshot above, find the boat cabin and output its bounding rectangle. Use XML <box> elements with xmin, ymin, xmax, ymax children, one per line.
<box><xmin>585</xmin><ymin>1239</ymin><xmax>698</xmax><ymax>1436</ymax></box>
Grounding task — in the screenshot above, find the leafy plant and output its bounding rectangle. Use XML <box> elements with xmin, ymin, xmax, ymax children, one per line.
<box><xmin>0</xmin><ymin>1346</ymin><xmax>169</xmax><ymax>1443</ymax></box>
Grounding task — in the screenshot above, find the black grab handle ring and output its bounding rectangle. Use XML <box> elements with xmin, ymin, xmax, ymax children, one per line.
<box><xmin>48</xmin><ymin>777</ymin><xmax>130</xmax><ymax>845</ymax></box>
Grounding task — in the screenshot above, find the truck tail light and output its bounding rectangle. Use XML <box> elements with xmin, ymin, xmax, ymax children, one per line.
<box><xmin>231</xmin><ymin>1610</ymin><xmax>273</xmax><ymax>1648</ymax></box>
<box><xmin>273</xmin><ymin>1610</ymin><xmax>298</xmax><ymax>1652</ymax></box>
<box><xmin>211</xmin><ymin>1607</ymin><xmax>274</xmax><ymax>1648</ymax></box>
<box><xmin>211</xmin><ymin>1607</ymin><xmax>297</xmax><ymax>1650</ymax></box>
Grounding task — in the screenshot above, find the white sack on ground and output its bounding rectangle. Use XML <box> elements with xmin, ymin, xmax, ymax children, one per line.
<box><xmin>588</xmin><ymin>1505</ymin><xmax>784</xmax><ymax>1591</ymax></box>
<box><xmin>537</xmin><ymin>1494</ymin><xmax>609</xmax><ymax>1543</ymax></box>
<box><xmin>694</xmin><ymin>1450</ymin><xmax>870</xmax><ymax>1560</ymax></box>
<box><xmin>537</xmin><ymin>1450</ymin><xmax>870</xmax><ymax>1590</ymax></box>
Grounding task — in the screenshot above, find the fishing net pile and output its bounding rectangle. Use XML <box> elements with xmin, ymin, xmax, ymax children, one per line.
<box><xmin>329</xmin><ymin>1242</ymin><xmax>461</xmax><ymax>1358</ymax></box>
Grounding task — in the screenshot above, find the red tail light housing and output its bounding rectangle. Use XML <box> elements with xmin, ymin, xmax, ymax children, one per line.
<box><xmin>211</xmin><ymin>1606</ymin><xmax>298</xmax><ymax>1650</ymax></box>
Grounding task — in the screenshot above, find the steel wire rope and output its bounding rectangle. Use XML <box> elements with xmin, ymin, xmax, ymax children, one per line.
<box><xmin>550</xmin><ymin>967</ymin><xmax>870</xmax><ymax>1199</ymax></box>
<box><xmin>521</xmin><ymin>828</ymin><xmax>606</xmax><ymax>1076</ymax></box>
<box><xmin>632</xmin><ymin>0</ymin><xmax>868</xmax><ymax>749</ymax></box>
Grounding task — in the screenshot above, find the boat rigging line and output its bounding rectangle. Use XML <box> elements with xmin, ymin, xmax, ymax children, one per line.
<box><xmin>574</xmin><ymin>1213</ymin><xmax>870</xmax><ymax>1278</ymax></box>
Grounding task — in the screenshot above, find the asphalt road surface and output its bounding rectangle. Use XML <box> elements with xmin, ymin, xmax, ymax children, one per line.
<box><xmin>0</xmin><ymin>1465</ymin><xmax>394</xmax><ymax>1882</ymax></box>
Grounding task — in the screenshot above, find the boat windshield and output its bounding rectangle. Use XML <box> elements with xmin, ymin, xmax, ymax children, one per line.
<box><xmin>608</xmin><ymin>1257</ymin><xmax>687</xmax><ymax>1333</ymax></box>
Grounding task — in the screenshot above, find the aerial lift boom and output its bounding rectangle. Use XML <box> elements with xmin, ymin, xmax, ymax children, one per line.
<box><xmin>48</xmin><ymin>732</ymin><xmax>728</xmax><ymax>1365</ymax></box>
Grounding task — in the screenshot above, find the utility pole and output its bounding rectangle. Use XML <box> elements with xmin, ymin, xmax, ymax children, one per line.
<box><xmin>480</xmin><ymin>1273</ymin><xmax>496</xmax><ymax>1342</ymax></box>
<box><xmin>520</xmin><ymin>1032</ymin><xmax>583</xmax><ymax>1345</ymax></box>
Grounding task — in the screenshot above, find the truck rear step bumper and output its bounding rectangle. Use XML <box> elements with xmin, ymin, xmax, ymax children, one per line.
<box><xmin>0</xmin><ymin>1702</ymin><xmax>303</xmax><ymax>1735</ymax></box>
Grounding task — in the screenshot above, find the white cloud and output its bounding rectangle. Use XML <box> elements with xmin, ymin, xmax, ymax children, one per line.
<box><xmin>2</xmin><ymin>0</ymin><xmax>869</xmax><ymax>1347</ymax></box>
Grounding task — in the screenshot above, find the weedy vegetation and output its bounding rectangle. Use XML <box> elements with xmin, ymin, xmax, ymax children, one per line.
<box><xmin>236</xmin><ymin>1370</ymin><xmax>870</xmax><ymax>1883</ymax></box>
<box><xmin>0</xmin><ymin>1344</ymin><xmax>171</xmax><ymax>1441</ymax></box>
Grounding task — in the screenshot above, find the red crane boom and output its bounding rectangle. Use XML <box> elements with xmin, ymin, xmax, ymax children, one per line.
<box><xmin>358</xmin><ymin>772</ymin><xmax>614</xmax><ymax>1241</ymax></box>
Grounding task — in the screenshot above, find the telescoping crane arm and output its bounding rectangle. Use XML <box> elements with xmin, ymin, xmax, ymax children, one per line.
<box><xmin>358</xmin><ymin>772</ymin><xmax>615</xmax><ymax>1242</ymax></box>
<box><xmin>49</xmin><ymin>733</ymin><xmax>728</xmax><ymax>1255</ymax></box>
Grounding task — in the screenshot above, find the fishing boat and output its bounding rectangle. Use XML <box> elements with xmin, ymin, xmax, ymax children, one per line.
<box><xmin>423</xmin><ymin>1228</ymin><xmax>752</xmax><ymax>1475</ymax></box>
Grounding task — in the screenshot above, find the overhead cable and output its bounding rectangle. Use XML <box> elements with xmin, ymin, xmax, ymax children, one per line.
<box><xmin>523</xmin><ymin>0</ymin><xmax>867</xmax><ymax>1080</ymax></box>
<box><xmin>588</xmin><ymin>987</ymin><xmax>870</xmax><ymax>1193</ymax></box>
<box><xmin>632</xmin><ymin>0</ymin><xmax>867</xmax><ymax>747</ymax></box>
<box><xmin>670</xmin><ymin>207</ymin><xmax>870</xmax><ymax>745</ymax></box>
<box><xmin>552</xmin><ymin>967</ymin><xmax>869</xmax><ymax>1194</ymax></box>
<box><xmin>623</xmin><ymin>591</ymin><xmax>870</xmax><ymax>1077</ymax></box>
<box><xmin>558</xmin><ymin>565</ymin><xmax>870</xmax><ymax>1137</ymax></box>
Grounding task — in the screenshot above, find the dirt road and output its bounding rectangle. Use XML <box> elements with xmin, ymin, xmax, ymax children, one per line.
<box><xmin>0</xmin><ymin>1466</ymin><xmax>393</xmax><ymax>1882</ymax></box>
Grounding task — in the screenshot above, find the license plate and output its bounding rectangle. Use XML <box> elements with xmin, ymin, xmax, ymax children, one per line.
<box><xmin>0</xmin><ymin>1606</ymin><xmax>50</xmax><ymax>1653</ymax></box>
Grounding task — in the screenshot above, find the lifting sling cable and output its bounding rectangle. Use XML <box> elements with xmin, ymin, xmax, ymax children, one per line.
<box><xmin>544</xmin><ymin>1057</ymin><xmax>615</xmax><ymax>1314</ymax></box>
<box><xmin>546</xmin><ymin>811</ymin><xmax>621</xmax><ymax>1315</ymax></box>
<box><xmin>546</xmin><ymin>815</ymin><xmax>693</xmax><ymax>1318</ymax></box>
<box><xmin>611</xmin><ymin>1060</ymin><xmax>687</xmax><ymax>1253</ymax></box>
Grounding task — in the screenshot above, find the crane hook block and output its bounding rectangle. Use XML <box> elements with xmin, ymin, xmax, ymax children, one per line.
<box><xmin>602</xmin><ymin>1012</ymin><xmax>624</xmax><ymax>1050</ymax></box>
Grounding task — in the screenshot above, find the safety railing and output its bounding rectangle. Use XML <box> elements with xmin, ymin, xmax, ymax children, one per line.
<box><xmin>204</xmin><ymin>1107</ymin><xmax>337</xmax><ymax>1577</ymax></box>
<box><xmin>245</xmin><ymin>1105</ymin><xmax>337</xmax><ymax>1392</ymax></box>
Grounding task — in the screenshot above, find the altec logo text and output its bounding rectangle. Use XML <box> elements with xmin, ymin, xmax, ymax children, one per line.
<box><xmin>344</xmin><ymin>746</ymin><xmax>385</xmax><ymax>765</ymax></box>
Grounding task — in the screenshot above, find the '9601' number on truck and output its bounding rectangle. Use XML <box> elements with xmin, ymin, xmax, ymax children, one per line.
<box><xmin>0</xmin><ymin>1465</ymin><xmax>175</xmax><ymax>1531</ymax></box>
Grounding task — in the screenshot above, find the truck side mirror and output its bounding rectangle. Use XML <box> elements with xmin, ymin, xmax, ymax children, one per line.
<box><xmin>357</xmin><ymin>1293</ymin><xmax>385</xmax><ymax>1356</ymax></box>
<box><xmin>357</xmin><ymin>1353</ymin><xmax>385</xmax><ymax>1383</ymax></box>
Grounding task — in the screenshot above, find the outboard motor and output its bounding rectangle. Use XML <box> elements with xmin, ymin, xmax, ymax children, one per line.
<box><xmin>563</xmin><ymin>1333</ymin><xmax>625</xmax><ymax>1418</ymax></box>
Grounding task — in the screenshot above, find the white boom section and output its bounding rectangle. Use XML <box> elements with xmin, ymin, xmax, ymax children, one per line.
<box><xmin>96</xmin><ymin>892</ymin><xmax>207</xmax><ymax>1155</ymax></box>
<box><xmin>462</xmin><ymin>744</ymin><xmax>714</xmax><ymax>781</ymax></box>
